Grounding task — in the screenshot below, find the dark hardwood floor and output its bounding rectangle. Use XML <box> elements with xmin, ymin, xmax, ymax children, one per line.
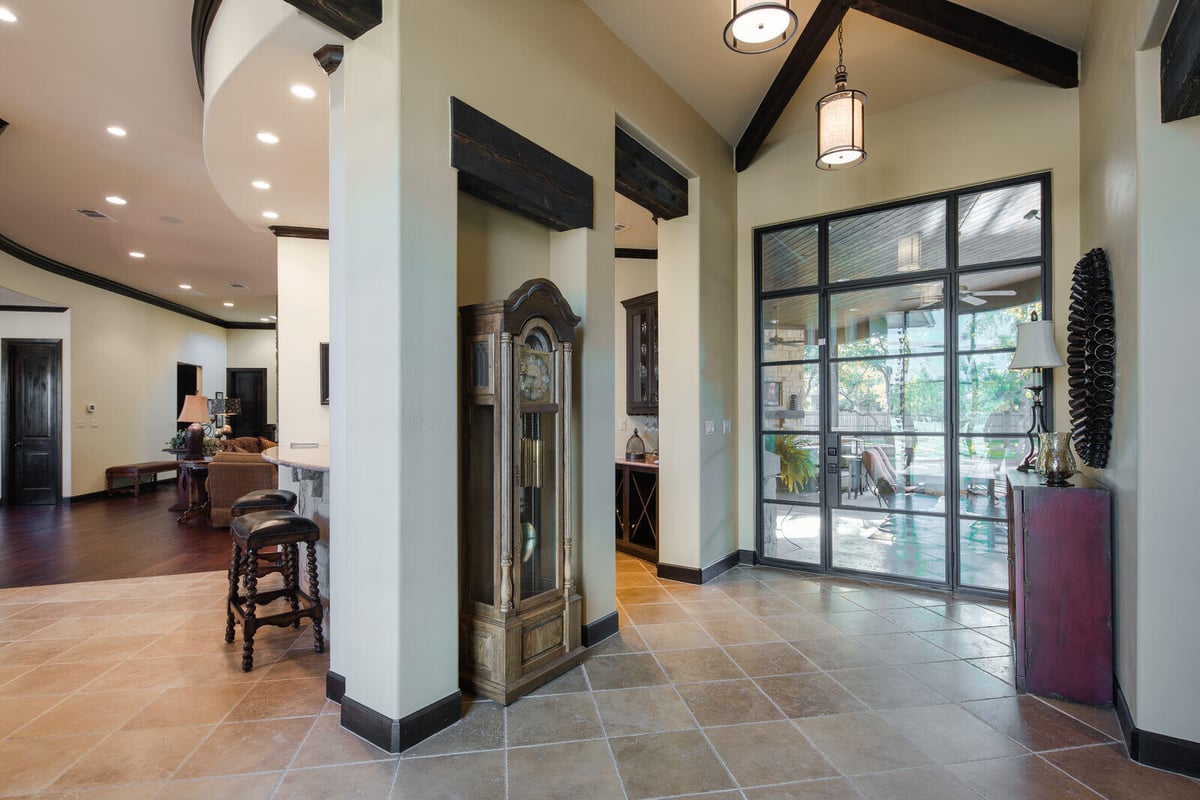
<box><xmin>0</xmin><ymin>482</ymin><xmax>231</xmax><ymax>588</ymax></box>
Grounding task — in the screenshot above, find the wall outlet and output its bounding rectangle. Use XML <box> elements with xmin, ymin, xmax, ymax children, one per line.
<box><xmin>704</xmin><ymin>420</ymin><xmax>715</xmax><ymax>435</ymax></box>
<box><xmin>723</xmin><ymin>419</ymin><xmax>732</xmax><ymax>434</ymax></box>
<box><xmin>619</xmin><ymin>417</ymin><xmax>628</xmax><ymax>431</ymax></box>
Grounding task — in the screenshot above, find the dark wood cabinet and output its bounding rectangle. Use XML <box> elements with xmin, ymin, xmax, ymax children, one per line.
<box><xmin>622</xmin><ymin>292</ymin><xmax>658</xmax><ymax>415</ymax></box>
<box><xmin>1006</xmin><ymin>470</ymin><xmax>1113</xmax><ymax>705</ymax></box>
<box><xmin>615</xmin><ymin>461</ymin><xmax>658</xmax><ymax>562</ymax></box>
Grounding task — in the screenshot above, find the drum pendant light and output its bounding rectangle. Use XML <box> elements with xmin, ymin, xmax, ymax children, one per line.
<box><xmin>723</xmin><ymin>1</ymin><xmax>798</xmax><ymax>54</ymax></box>
<box><xmin>816</xmin><ymin>24</ymin><xmax>867</xmax><ymax>170</ymax></box>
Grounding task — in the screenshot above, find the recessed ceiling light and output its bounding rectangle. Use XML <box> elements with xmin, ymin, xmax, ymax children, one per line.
<box><xmin>260</xmin><ymin>317</ymin><xmax>270</xmax><ymax>322</ymax></box>
<box><xmin>107</xmin><ymin>125</ymin><xmax>127</xmax><ymax>137</ymax></box>
<box><xmin>268</xmin><ymin>315</ymin><xmax>277</xmax><ymax>320</ymax></box>
<box><xmin>262</xmin><ymin>211</ymin><xmax>279</xmax><ymax>220</ymax></box>
<box><xmin>0</xmin><ymin>7</ymin><xmax>16</xmax><ymax>23</ymax></box>
<box><xmin>129</xmin><ymin>251</ymin><xmax>145</xmax><ymax>259</ymax></box>
<box><xmin>290</xmin><ymin>84</ymin><xmax>316</xmax><ymax>100</ymax></box>
<box><xmin>223</xmin><ymin>302</ymin><xmax>235</xmax><ymax>307</ymax></box>
<box><xmin>251</xmin><ymin>180</ymin><xmax>271</xmax><ymax>190</ymax></box>
<box><xmin>105</xmin><ymin>195</ymin><xmax>127</xmax><ymax>205</ymax></box>
<box><xmin>256</xmin><ymin>131</ymin><xmax>279</xmax><ymax>144</ymax></box>
<box><xmin>179</xmin><ymin>284</ymin><xmax>192</xmax><ymax>290</ymax></box>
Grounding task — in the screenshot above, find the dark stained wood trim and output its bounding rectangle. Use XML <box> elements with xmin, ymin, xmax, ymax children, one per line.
<box><xmin>269</xmin><ymin>225</ymin><xmax>330</xmax><ymax>240</ymax></box>
<box><xmin>614</xmin><ymin>127</ymin><xmax>688</xmax><ymax>221</ymax></box>
<box><xmin>314</xmin><ymin>44</ymin><xmax>345</xmax><ymax>75</ymax></box>
<box><xmin>1162</xmin><ymin>0</ymin><xmax>1200</xmax><ymax>122</ymax></box>
<box><xmin>615</xmin><ymin>248</ymin><xmax>658</xmax><ymax>260</ymax></box>
<box><xmin>0</xmin><ymin>232</ymin><xmax>272</xmax><ymax>331</ymax></box>
<box><xmin>852</xmin><ymin>0</ymin><xmax>1079</xmax><ymax>87</ymax></box>
<box><xmin>1116</xmin><ymin>679</ymin><xmax>1200</xmax><ymax>779</ymax></box>
<box><xmin>451</xmin><ymin>97</ymin><xmax>594</xmax><ymax>232</ymax></box>
<box><xmin>283</xmin><ymin>0</ymin><xmax>381</xmax><ymax>39</ymax></box>
<box><xmin>0</xmin><ymin>305</ymin><xmax>68</xmax><ymax>313</ymax></box>
<box><xmin>736</xmin><ymin>0</ymin><xmax>850</xmax><ymax>172</ymax></box>
<box><xmin>657</xmin><ymin>551</ymin><xmax>741</xmax><ymax>585</ymax></box>
<box><xmin>340</xmin><ymin>690</ymin><xmax>461</xmax><ymax>753</ymax></box>
<box><xmin>190</xmin><ymin>0</ymin><xmax>224</xmax><ymax>97</ymax></box>
<box><xmin>738</xmin><ymin>548</ymin><xmax>757</xmax><ymax>565</ymax></box>
<box><xmin>326</xmin><ymin>670</ymin><xmax>346</xmax><ymax>702</ymax></box>
<box><xmin>581</xmin><ymin>611</ymin><xmax>619</xmax><ymax>647</ymax></box>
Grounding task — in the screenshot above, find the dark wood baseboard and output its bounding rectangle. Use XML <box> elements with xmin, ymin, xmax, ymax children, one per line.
<box><xmin>1116</xmin><ymin>679</ymin><xmax>1200</xmax><ymax>778</ymax></box>
<box><xmin>657</xmin><ymin>550</ymin><xmax>741</xmax><ymax>585</ymax></box>
<box><xmin>581</xmin><ymin>611</ymin><xmax>619</xmax><ymax>647</ymax></box>
<box><xmin>738</xmin><ymin>549</ymin><xmax>756</xmax><ymax>565</ymax></box>
<box><xmin>341</xmin><ymin>690</ymin><xmax>461</xmax><ymax>754</ymax></box>
<box><xmin>326</xmin><ymin>670</ymin><xmax>346</xmax><ymax>703</ymax></box>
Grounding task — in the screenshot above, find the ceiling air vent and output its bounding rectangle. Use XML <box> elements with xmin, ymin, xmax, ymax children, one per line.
<box><xmin>75</xmin><ymin>208</ymin><xmax>116</xmax><ymax>221</ymax></box>
<box><xmin>614</xmin><ymin>223</ymin><xmax>628</xmax><ymax>232</ymax></box>
<box><xmin>228</xmin><ymin>283</ymin><xmax>248</xmax><ymax>289</ymax></box>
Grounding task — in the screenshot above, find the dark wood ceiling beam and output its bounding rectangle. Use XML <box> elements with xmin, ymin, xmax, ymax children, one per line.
<box><xmin>736</xmin><ymin>0</ymin><xmax>850</xmax><ymax>173</ymax></box>
<box><xmin>1162</xmin><ymin>0</ymin><xmax>1200</xmax><ymax>123</ymax></box>
<box><xmin>615</xmin><ymin>127</ymin><xmax>689</xmax><ymax>221</ymax></box>
<box><xmin>282</xmin><ymin>0</ymin><xmax>381</xmax><ymax>39</ymax></box>
<box><xmin>852</xmin><ymin>0</ymin><xmax>1078</xmax><ymax>88</ymax></box>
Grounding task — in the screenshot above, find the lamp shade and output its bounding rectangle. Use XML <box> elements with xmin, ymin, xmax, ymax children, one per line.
<box><xmin>177</xmin><ymin>394</ymin><xmax>211</xmax><ymax>424</ymax></box>
<box><xmin>816</xmin><ymin>86</ymin><xmax>867</xmax><ymax>170</ymax></box>
<box><xmin>724</xmin><ymin>1</ymin><xmax>798</xmax><ymax>54</ymax></box>
<box><xmin>1009</xmin><ymin>321</ymin><xmax>1064</xmax><ymax>369</ymax></box>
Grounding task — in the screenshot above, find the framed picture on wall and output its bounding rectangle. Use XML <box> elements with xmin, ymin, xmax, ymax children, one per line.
<box><xmin>320</xmin><ymin>342</ymin><xmax>330</xmax><ymax>405</ymax></box>
<box><xmin>764</xmin><ymin>380</ymin><xmax>782</xmax><ymax>407</ymax></box>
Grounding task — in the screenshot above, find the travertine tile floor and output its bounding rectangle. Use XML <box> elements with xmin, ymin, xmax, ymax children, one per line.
<box><xmin>1</xmin><ymin>553</ymin><xmax>1197</xmax><ymax>798</ymax></box>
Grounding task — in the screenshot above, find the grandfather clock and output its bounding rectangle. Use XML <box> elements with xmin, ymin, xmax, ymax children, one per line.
<box><xmin>459</xmin><ymin>278</ymin><xmax>583</xmax><ymax>704</ymax></box>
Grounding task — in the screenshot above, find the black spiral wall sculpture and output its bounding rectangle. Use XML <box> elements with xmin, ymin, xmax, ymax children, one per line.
<box><xmin>1067</xmin><ymin>248</ymin><xmax>1115</xmax><ymax>468</ymax></box>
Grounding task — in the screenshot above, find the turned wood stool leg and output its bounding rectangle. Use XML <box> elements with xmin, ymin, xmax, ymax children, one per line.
<box><xmin>242</xmin><ymin>549</ymin><xmax>260</xmax><ymax>672</ymax></box>
<box><xmin>225</xmin><ymin>542</ymin><xmax>242</xmax><ymax>643</ymax></box>
<box><xmin>307</xmin><ymin>541</ymin><xmax>325</xmax><ymax>653</ymax></box>
<box><xmin>287</xmin><ymin>542</ymin><xmax>301</xmax><ymax>627</ymax></box>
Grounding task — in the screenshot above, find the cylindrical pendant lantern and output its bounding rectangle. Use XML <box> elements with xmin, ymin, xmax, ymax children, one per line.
<box><xmin>724</xmin><ymin>1</ymin><xmax>798</xmax><ymax>54</ymax></box>
<box><xmin>816</xmin><ymin>24</ymin><xmax>867</xmax><ymax>170</ymax></box>
<box><xmin>896</xmin><ymin>234</ymin><xmax>922</xmax><ymax>272</ymax></box>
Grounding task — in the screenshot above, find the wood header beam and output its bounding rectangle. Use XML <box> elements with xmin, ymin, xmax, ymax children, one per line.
<box><xmin>615</xmin><ymin>248</ymin><xmax>659</xmax><ymax>260</ymax></box>
<box><xmin>269</xmin><ymin>225</ymin><xmax>330</xmax><ymax>240</ymax></box>
<box><xmin>1162</xmin><ymin>0</ymin><xmax>1200</xmax><ymax>123</ymax></box>
<box><xmin>736</xmin><ymin>0</ymin><xmax>849</xmax><ymax>173</ymax></box>
<box><xmin>282</xmin><ymin>0</ymin><xmax>381</xmax><ymax>39</ymax></box>
<box><xmin>852</xmin><ymin>0</ymin><xmax>1078</xmax><ymax>88</ymax></box>
<box><xmin>615</xmin><ymin>128</ymin><xmax>689</xmax><ymax>221</ymax></box>
<box><xmin>451</xmin><ymin>97</ymin><xmax>594</xmax><ymax>232</ymax></box>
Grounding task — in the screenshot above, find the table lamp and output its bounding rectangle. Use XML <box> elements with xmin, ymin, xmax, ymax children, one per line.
<box><xmin>177</xmin><ymin>394</ymin><xmax>210</xmax><ymax>460</ymax></box>
<box><xmin>1008</xmin><ymin>312</ymin><xmax>1064</xmax><ymax>471</ymax></box>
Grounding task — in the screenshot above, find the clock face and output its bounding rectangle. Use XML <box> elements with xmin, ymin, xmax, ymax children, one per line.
<box><xmin>518</xmin><ymin>347</ymin><xmax>553</xmax><ymax>403</ymax></box>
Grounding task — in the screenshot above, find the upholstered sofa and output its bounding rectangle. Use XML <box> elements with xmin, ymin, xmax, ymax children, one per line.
<box><xmin>220</xmin><ymin>436</ymin><xmax>277</xmax><ymax>454</ymax></box>
<box><xmin>206</xmin><ymin>447</ymin><xmax>278</xmax><ymax>527</ymax></box>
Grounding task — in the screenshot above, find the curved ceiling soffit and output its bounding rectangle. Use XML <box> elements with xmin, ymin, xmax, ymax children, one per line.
<box><xmin>201</xmin><ymin>1</ymin><xmax>338</xmax><ymax>236</ymax></box>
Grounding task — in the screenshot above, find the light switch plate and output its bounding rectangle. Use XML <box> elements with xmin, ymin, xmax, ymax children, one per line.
<box><xmin>704</xmin><ymin>420</ymin><xmax>715</xmax><ymax>435</ymax></box>
<box><xmin>722</xmin><ymin>420</ymin><xmax>732</xmax><ymax>434</ymax></box>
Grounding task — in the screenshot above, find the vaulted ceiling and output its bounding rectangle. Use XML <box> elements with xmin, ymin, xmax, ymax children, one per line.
<box><xmin>0</xmin><ymin>0</ymin><xmax>1093</xmax><ymax>322</ymax></box>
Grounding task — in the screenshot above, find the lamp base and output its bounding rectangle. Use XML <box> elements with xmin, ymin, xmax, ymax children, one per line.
<box><xmin>182</xmin><ymin>423</ymin><xmax>205</xmax><ymax>460</ymax></box>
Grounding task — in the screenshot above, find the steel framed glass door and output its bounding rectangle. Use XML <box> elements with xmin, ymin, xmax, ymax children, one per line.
<box><xmin>757</xmin><ymin>176</ymin><xmax>1050</xmax><ymax>592</ymax></box>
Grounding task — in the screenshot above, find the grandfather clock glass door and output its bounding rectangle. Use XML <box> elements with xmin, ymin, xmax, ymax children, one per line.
<box><xmin>517</xmin><ymin>327</ymin><xmax>560</xmax><ymax>603</ymax></box>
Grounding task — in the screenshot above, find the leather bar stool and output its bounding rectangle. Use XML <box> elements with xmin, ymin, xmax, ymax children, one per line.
<box><xmin>225</xmin><ymin>510</ymin><xmax>324</xmax><ymax>672</ymax></box>
<box><xmin>231</xmin><ymin>489</ymin><xmax>298</xmax><ymax>579</ymax></box>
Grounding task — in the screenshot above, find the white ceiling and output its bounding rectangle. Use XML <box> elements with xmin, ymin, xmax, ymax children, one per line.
<box><xmin>0</xmin><ymin>0</ymin><xmax>1093</xmax><ymax>323</ymax></box>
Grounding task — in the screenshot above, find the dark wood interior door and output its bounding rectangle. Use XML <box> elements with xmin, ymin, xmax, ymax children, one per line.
<box><xmin>176</xmin><ymin>363</ymin><xmax>199</xmax><ymax>431</ymax></box>
<box><xmin>4</xmin><ymin>340</ymin><xmax>62</xmax><ymax>505</ymax></box>
<box><xmin>227</xmin><ymin>368</ymin><xmax>267</xmax><ymax>438</ymax></box>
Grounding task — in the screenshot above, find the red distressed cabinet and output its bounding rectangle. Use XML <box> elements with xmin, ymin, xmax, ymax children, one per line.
<box><xmin>1006</xmin><ymin>470</ymin><xmax>1113</xmax><ymax>705</ymax></box>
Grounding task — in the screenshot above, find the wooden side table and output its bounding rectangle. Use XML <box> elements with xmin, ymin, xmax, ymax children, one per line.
<box><xmin>177</xmin><ymin>460</ymin><xmax>212</xmax><ymax>525</ymax></box>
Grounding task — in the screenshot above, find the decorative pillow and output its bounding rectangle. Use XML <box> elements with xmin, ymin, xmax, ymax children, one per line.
<box><xmin>258</xmin><ymin>437</ymin><xmax>278</xmax><ymax>452</ymax></box>
<box><xmin>222</xmin><ymin>436</ymin><xmax>261</xmax><ymax>453</ymax></box>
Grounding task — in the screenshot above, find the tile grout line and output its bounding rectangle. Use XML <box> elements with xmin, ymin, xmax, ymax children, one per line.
<box><xmin>579</xmin><ymin>654</ymin><xmax>631</xmax><ymax>800</ymax></box>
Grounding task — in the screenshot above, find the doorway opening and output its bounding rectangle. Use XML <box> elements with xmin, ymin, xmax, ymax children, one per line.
<box><xmin>226</xmin><ymin>368</ymin><xmax>268</xmax><ymax>438</ymax></box>
<box><xmin>756</xmin><ymin>175</ymin><xmax>1051</xmax><ymax>594</ymax></box>
<box><xmin>176</xmin><ymin>362</ymin><xmax>201</xmax><ymax>431</ymax></box>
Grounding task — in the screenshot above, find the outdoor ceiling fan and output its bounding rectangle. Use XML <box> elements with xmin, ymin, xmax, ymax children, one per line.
<box><xmin>912</xmin><ymin>285</ymin><xmax>1017</xmax><ymax>308</ymax></box>
<box><xmin>766</xmin><ymin>305</ymin><xmax>807</xmax><ymax>345</ymax></box>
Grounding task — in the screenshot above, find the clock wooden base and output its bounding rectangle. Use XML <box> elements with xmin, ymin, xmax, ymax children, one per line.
<box><xmin>460</xmin><ymin>594</ymin><xmax>583</xmax><ymax>705</ymax></box>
